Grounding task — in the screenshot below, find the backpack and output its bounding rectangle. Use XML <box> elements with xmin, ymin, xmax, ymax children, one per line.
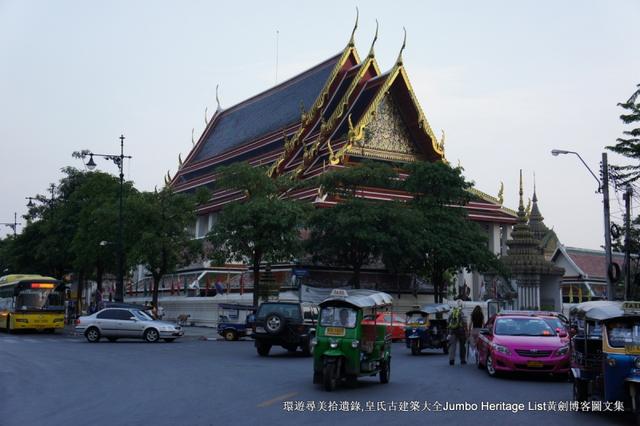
<box><xmin>449</xmin><ymin>307</ymin><xmax>462</xmax><ymax>329</ymax></box>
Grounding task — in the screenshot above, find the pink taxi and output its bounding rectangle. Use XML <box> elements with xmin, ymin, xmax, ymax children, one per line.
<box><xmin>476</xmin><ymin>314</ymin><xmax>570</xmax><ymax>377</ymax></box>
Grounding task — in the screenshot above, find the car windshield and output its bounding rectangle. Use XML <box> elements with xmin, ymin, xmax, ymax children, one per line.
<box><xmin>406</xmin><ymin>313</ymin><xmax>427</xmax><ymax>325</ymax></box>
<box><xmin>542</xmin><ymin>317</ymin><xmax>565</xmax><ymax>332</ymax></box>
<box><xmin>320</xmin><ymin>307</ymin><xmax>357</xmax><ymax>328</ymax></box>
<box><xmin>495</xmin><ymin>317</ymin><xmax>556</xmax><ymax>336</ymax></box>
<box><xmin>606</xmin><ymin>319</ymin><xmax>640</xmax><ymax>348</ymax></box>
<box><xmin>132</xmin><ymin>309</ymin><xmax>153</xmax><ymax>321</ymax></box>
<box><xmin>257</xmin><ymin>304</ymin><xmax>301</xmax><ymax>321</ymax></box>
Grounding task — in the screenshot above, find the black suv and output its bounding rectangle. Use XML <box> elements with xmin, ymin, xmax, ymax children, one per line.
<box><xmin>253</xmin><ymin>302</ymin><xmax>318</xmax><ymax>357</ymax></box>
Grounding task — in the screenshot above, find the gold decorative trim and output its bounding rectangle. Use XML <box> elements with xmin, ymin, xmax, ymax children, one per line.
<box><xmin>347</xmin><ymin>145</ymin><xmax>419</xmax><ymax>162</ymax></box>
<box><xmin>267</xmin><ymin>43</ymin><xmax>360</xmax><ymax>177</ymax></box>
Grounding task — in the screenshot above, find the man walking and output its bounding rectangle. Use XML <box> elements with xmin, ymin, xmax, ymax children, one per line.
<box><xmin>448</xmin><ymin>299</ymin><xmax>468</xmax><ymax>366</ymax></box>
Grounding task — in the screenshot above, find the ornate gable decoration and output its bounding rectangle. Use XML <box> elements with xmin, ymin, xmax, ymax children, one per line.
<box><xmin>354</xmin><ymin>94</ymin><xmax>416</xmax><ymax>158</ymax></box>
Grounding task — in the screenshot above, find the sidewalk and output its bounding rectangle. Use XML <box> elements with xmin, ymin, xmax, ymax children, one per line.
<box><xmin>62</xmin><ymin>323</ymin><xmax>237</xmax><ymax>342</ymax></box>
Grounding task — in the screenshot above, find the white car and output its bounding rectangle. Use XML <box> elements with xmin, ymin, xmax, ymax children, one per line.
<box><xmin>75</xmin><ymin>307</ymin><xmax>183</xmax><ymax>343</ymax></box>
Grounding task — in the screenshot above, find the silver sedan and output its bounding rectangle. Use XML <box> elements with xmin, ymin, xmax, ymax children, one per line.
<box><xmin>75</xmin><ymin>307</ymin><xmax>184</xmax><ymax>343</ymax></box>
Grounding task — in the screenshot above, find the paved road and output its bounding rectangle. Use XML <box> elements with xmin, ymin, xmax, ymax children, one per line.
<box><xmin>0</xmin><ymin>332</ymin><xmax>634</xmax><ymax>426</ymax></box>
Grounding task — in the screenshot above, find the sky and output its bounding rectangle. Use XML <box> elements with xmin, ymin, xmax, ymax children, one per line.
<box><xmin>1</xmin><ymin>1</ymin><xmax>639</xmax><ymax>250</ymax></box>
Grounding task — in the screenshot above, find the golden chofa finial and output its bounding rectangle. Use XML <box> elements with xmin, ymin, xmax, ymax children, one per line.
<box><xmin>498</xmin><ymin>181</ymin><xmax>504</xmax><ymax>205</ymax></box>
<box><xmin>348</xmin><ymin>7</ymin><xmax>359</xmax><ymax>47</ymax></box>
<box><xmin>215</xmin><ymin>84</ymin><xmax>222</xmax><ymax>112</ymax></box>
<box><xmin>439</xmin><ymin>129</ymin><xmax>446</xmax><ymax>152</ymax></box>
<box><xmin>525</xmin><ymin>198</ymin><xmax>532</xmax><ymax>219</ymax></box>
<box><xmin>204</xmin><ymin>107</ymin><xmax>209</xmax><ymax>125</ymax></box>
<box><xmin>192</xmin><ymin>128</ymin><xmax>196</xmax><ymax>146</ymax></box>
<box><xmin>396</xmin><ymin>27</ymin><xmax>407</xmax><ymax>65</ymax></box>
<box><xmin>367</xmin><ymin>20</ymin><xmax>379</xmax><ymax>58</ymax></box>
<box><xmin>178</xmin><ymin>153</ymin><xmax>183</xmax><ymax>168</ymax></box>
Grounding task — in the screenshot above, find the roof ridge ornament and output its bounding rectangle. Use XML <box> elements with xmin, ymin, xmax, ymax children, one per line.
<box><xmin>204</xmin><ymin>107</ymin><xmax>209</xmax><ymax>125</ymax></box>
<box><xmin>192</xmin><ymin>128</ymin><xmax>196</xmax><ymax>147</ymax></box>
<box><xmin>498</xmin><ymin>181</ymin><xmax>504</xmax><ymax>205</ymax></box>
<box><xmin>348</xmin><ymin>7</ymin><xmax>359</xmax><ymax>47</ymax></box>
<box><xmin>215</xmin><ymin>84</ymin><xmax>222</xmax><ymax>112</ymax></box>
<box><xmin>396</xmin><ymin>27</ymin><xmax>407</xmax><ymax>65</ymax></box>
<box><xmin>367</xmin><ymin>19</ymin><xmax>379</xmax><ymax>58</ymax></box>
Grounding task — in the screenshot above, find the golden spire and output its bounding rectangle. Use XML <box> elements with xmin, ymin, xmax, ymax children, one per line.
<box><xmin>367</xmin><ymin>20</ymin><xmax>379</xmax><ymax>57</ymax></box>
<box><xmin>396</xmin><ymin>27</ymin><xmax>407</xmax><ymax>65</ymax></box>
<box><xmin>525</xmin><ymin>198</ymin><xmax>532</xmax><ymax>219</ymax></box>
<box><xmin>519</xmin><ymin>169</ymin><xmax>524</xmax><ymax>210</ymax></box>
<box><xmin>348</xmin><ymin>7</ymin><xmax>359</xmax><ymax>47</ymax></box>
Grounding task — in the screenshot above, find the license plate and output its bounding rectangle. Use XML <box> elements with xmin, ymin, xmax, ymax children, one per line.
<box><xmin>527</xmin><ymin>361</ymin><xmax>544</xmax><ymax>368</ymax></box>
<box><xmin>325</xmin><ymin>327</ymin><xmax>345</xmax><ymax>337</ymax></box>
<box><xmin>626</xmin><ymin>344</ymin><xmax>640</xmax><ymax>355</ymax></box>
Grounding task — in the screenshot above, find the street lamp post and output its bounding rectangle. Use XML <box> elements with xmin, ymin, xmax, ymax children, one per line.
<box><xmin>551</xmin><ymin>149</ymin><xmax>614</xmax><ymax>300</ymax></box>
<box><xmin>1</xmin><ymin>212</ymin><xmax>21</xmax><ymax>237</ymax></box>
<box><xmin>82</xmin><ymin>135</ymin><xmax>132</xmax><ymax>303</ymax></box>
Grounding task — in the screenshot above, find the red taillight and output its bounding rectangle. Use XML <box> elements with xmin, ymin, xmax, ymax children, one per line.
<box><xmin>75</xmin><ymin>319</ymin><xmax>80</xmax><ymax>325</ymax></box>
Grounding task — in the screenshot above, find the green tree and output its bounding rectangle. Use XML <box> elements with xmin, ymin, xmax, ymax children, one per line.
<box><xmin>128</xmin><ymin>188</ymin><xmax>201</xmax><ymax>311</ymax></box>
<box><xmin>607</xmin><ymin>84</ymin><xmax>640</xmax><ymax>184</ymax></box>
<box><xmin>306</xmin><ymin>161</ymin><xmax>401</xmax><ymax>289</ymax></box>
<box><xmin>404</xmin><ymin>161</ymin><xmax>501</xmax><ymax>303</ymax></box>
<box><xmin>207</xmin><ymin>162</ymin><xmax>309</xmax><ymax>307</ymax></box>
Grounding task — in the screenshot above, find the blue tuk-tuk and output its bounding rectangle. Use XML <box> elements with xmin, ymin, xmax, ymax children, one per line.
<box><xmin>570</xmin><ymin>301</ymin><xmax>640</xmax><ymax>419</ymax></box>
<box><xmin>404</xmin><ymin>304</ymin><xmax>450</xmax><ymax>355</ymax></box>
<box><xmin>216</xmin><ymin>303</ymin><xmax>255</xmax><ymax>341</ymax></box>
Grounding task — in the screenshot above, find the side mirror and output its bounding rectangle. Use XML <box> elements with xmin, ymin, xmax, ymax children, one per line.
<box><xmin>479</xmin><ymin>328</ymin><xmax>491</xmax><ymax>336</ymax></box>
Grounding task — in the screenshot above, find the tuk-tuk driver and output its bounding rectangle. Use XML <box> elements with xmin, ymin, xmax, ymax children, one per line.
<box><xmin>339</xmin><ymin>308</ymin><xmax>351</xmax><ymax>327</ymax></box>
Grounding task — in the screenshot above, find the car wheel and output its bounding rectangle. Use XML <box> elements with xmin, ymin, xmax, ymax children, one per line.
<box><xmin>380</xmin><ymin>358</ymin><xmax>391</xmax><ymax>384</ymax></box>
<box><xmin>265</xmin><ymin>313</ymin><xmax>285</xmax><ymax>335</ymax></box>
<box><xmin>224</xmin><ymin>330</ymin><xmax>237</xmax><ymax>341</ymax></box>
<box><xmin>410</xmin><ymin>340</ymin><xmax>420</xmax><ymax>356</ymax></box>
<box><xmin>323</xmin><ymin>362</ymin><xmax>338</xmax><ymax>392</ymax></box>
<box><xmin>164</xmin><ymin>338</ymin><xmax>176</xmax><ymax>343</ymax></box>
<box><xmin>301</xmin><ymin>335</ymin><xmax>314</xmax><ymax>357</ymax></box>
<box><xmin>85</xmin><ymin>327</ymin><xmax>101</xmax><ymax>343</ymax></box>
<box><xmin>107</xmin><ymin>337</ymin><xmax>118</xmax><ymax>342</ymax></box>
<box><xmin>486</xmin><ymin>353</ymin><xmax>497</xmax><ymax>377</ymax></box>
<box><xmin>256</xmin><ymin>341</ymin><xmax>271</xmax><ymax>357</ymax></box>
<box><xmin>144</xmin><ymin>328</ymin><xmax>160</xmax><ymax>343</ymax></box>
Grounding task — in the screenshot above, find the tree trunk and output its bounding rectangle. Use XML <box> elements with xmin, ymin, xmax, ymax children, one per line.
<box><xmin>433</xmin><ymin>269</ymin><xmax>445</xmax><ymax>304</ymax></box>
<box><xmin>353</xmin><ymin>265</ymin><xmax>361</xmax><ymax>289</ymax></box>
<box><xmin>152</xmin><ymin>273</ymin><xmax>161</xmax><ymax>314</ymax></box>
<box><xmin>252</xmin><ymin>252</ymin><xmax>261</xmax><ymax>307</ymax></box>
<box><xmin>76</xmin><ymin>270</ymin><xmax>84</xmax><ymax>317</ymax></box>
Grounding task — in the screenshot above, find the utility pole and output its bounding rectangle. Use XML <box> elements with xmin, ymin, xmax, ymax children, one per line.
<box><xmin>602</xmin><ymin>153</ymin><xmax>615</xmax><ymax>301</ymax></box>
<box><xmin>624</xmin><ymin>185</ymin><xmax>633</xmax><ymax>301</ymax></box>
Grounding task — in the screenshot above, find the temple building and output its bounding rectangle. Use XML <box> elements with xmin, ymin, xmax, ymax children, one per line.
<box><xmin>162</xmin><ymin>22</ymin><xmax>518</xmax><ymax>305</ymax></box>
<box><xmin>501</xmin><ymin>171</ymin><xmax>564</xmax><ymax>310</ymax></box>
<box><xmin>528</xmin><ymin>183</ymin><xmax>560</xmax><ymax>260</ymax></box>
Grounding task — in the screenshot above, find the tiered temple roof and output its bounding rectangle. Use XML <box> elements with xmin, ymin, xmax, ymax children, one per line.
<box><xmin>170</xmin><ymin>22</ymin><xmax>517</xmax><ymax>225</ymax></box>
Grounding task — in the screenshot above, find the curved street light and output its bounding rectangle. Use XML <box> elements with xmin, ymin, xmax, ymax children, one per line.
<box><xmin>552</xmin><ymin>149</ymin><xmax>614</xmax><ymax>300</ymax></box>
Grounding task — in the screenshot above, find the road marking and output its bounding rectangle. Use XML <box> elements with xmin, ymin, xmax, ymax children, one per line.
<box><xmin>257</xmin><ymin>392</ymin><xmax>299</xmax><ymax>408</ymax></box>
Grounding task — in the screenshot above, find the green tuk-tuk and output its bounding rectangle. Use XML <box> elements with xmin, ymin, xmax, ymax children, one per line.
<box><xmin>312</xmin><ymin>289</ymin><xmax>393</xmax><ymax>391</ymax></box>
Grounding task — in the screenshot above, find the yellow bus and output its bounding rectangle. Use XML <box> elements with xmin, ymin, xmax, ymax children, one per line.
<box><xmin>0</xmin><ymin>274</ymin><xmax>66</xmax><ymax>332</ymax></box>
